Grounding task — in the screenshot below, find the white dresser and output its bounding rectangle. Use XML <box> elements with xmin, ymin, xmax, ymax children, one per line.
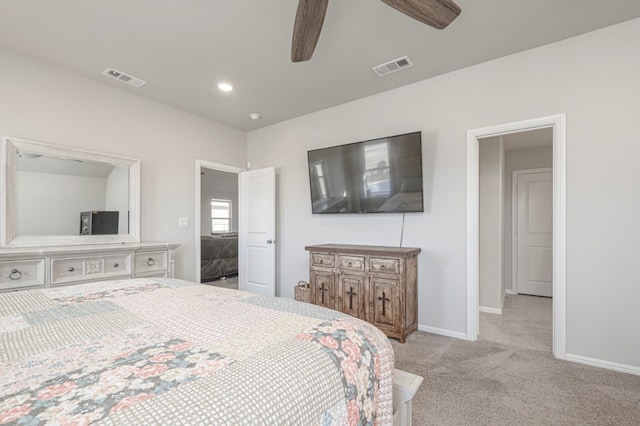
<box><xmin>0</xmin><ymin>242</ymin><xmax>179</xmax><ymax>292</ymax></box>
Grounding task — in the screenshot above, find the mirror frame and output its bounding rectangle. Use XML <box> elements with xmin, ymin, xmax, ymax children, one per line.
<box><xmin>1</xmin><ymin>137</ymin><xmax>141</xmax><ymax>247</ymax></box>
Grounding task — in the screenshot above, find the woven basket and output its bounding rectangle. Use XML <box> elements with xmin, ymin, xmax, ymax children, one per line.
<box><xmin>294</xmin><ymin>281</ymin><xmax>311</xmax><ymax>303</ymax></box>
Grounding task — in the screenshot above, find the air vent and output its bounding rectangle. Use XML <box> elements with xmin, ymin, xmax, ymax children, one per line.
<box><xmin>102</xmin><ymin>68</ymin><xmax>146</xmax><ymax>88</ymax></box>
<box><xmin>372</xmin><ymin>56</ymin><xmax>414</xmax><ymax>77</ymax></box>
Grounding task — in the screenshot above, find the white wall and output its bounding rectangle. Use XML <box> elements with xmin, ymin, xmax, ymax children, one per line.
<box><xmin>479</xmin><ymin>137</ymin><xmax>504</xmax><ymax>311</ymax></box>
<box><xmin>200</xmin><ymin>169</ymin><xmax>239</xmax><ymax>235</ymax></box>
<box><xmin>503</xmin><ymin>146</ymin><xmax>553</xmax><ymax>291</ymax></box>
<box><xmin>105</xmin><ymin>166</ymin><xmax>130</xmax><ymax>235</ymax></box>
<box><xmin>0</xmin><ymin>47</ymin><xmax>246</xmax><ymax>280</ymax></box>
<box><xmin>16</xmin><ymin>171</ymin><xmax>107</xmax><ymax>235</ymax></box>
<box><xmin>247</xmin><ymin>19</ymin><xmax>640</xmax><ymax>368</ymax></box>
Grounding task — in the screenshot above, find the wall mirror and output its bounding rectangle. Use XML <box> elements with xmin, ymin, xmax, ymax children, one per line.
<box><xmin>1</xmin><ymin>137</ymin><xmax>140</xmax><ymax>247</ymax></box>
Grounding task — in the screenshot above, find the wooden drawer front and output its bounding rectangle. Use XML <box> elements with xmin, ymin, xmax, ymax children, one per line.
<box><xmin>311</xmin><ymin>253</ymin><xmax>335</xmax><ymax>268</ymax></box>
<box><xmin>370</xmin><ymin>257</ymin><xmax>400</xmax><ymax>274</ymax></box>
<box><xmin>51</xmin><ymin>258</ymin><xmax>89</xmax><ymax>285</ymax></box>
<box><xmin>337</xmin><ymin>274</ymin><xmax>366</xmax><ymax>320</ymax></box>
<box><xmin>338</xmin><ymin>255</ymin><xmax>365</xmax><ymax>272</ymax></box>
<box><xmin>369</xmin><ymin>277</ymin><xmax>400</xmax><ymax>331</ymax></box>
<box><xmin>0</xmin><ymin>259</ymin><xmax>45</xmax><ymax>290</ymax></box>
<box><xmin>102</xmin><ymin>254</ymin><xmax>132</xmax><ymax>276</ymax></box>
<box><xmin>51</xmin><ymin>254</ymin><xmax>132</xmax><ymax>285</ymax></box>
<box><xmin>135</xmin><ymin>251</ymin><xmax>168</xmax><ymax>274</ymax></box>
<box><xmin>310</xmin><ymin>270</ymin><xmax>334</xmax><ymax>308</ymax></box>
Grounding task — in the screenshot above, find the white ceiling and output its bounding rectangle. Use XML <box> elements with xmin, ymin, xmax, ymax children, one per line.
<box><xmin>480</xmin><ymin>127</ymin><xmax>553</xmax><ymax>152</ymax></box>
<box><xmin>1</xmin><ymin>1</ymin><xmax>640</xmax><ymax>132</ymax></box>
<box><xmin>502</xmin><ymin>128</ymin><xmax>553</xmax><ymax>152</ymax></box>
<box><xmin>17</xmin><ymin>154</ymin><xmax>116</xmax><ymax>178</ymax></box>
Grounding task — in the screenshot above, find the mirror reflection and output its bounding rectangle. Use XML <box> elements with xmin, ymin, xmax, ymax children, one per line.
<box><xmin>16</xmin><ymin>152</ymin><xmax>130</xmax><ymax>236</ymax></box>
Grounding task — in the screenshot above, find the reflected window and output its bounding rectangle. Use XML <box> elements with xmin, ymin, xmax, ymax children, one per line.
<box><xmin>363</xmin><ymin>141</ymin><xmax>390</xmax><ymax>196</ymax></box>
<box><xmin>211</xmin><ymin>199</ymin><xmax>232</xmax><ymax>233</ymax></box>
<box><xmin>310</xmin><ymin>161</ymin><xmax>329</xmax><ymax>201</ymax></box>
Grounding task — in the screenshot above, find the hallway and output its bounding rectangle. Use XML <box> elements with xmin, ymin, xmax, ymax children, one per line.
<box><xmin>480</xmin><ymin>294</ymin><xmax>552</xmax><ymax>352</ymax></box>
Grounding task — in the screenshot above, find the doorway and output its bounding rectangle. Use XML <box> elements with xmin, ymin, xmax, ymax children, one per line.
<box><xmin>194</xmin><ymin>160</ymin><xmax>243</xmax><ymax>289</ymax></box>
<box><xmin>477</xmin><ymin>129</ymin><xmax>553</xmax><ymax>351</ymax></box>
<box><xmin>467</xmin><ymin>114</ymin><xmax>567</xmax><ymax>359</ymax></box>
<box><xmin>195</xmin><ymin>161</ymin><xmax>277</xmax><ymax>296</ymax></box>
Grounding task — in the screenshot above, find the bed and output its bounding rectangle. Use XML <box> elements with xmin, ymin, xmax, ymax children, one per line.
<box><xmin>200</xmin><ymin>234</ymin><xmax>238</xmax><ymax>282</ymax></box>
<box><xmin>0</xmin><ymin>278</ymin><xmax>394</xmax><ymax>425</ymax></box>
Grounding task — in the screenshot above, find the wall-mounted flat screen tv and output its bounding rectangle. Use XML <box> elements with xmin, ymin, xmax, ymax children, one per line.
<box><xmin>308</xmin><ymin>131</ymin><xmax>423</xmax><ymax>214</ymax></box>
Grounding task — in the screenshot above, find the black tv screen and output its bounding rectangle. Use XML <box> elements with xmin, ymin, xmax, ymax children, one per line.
<box><xmin>308</xmin><ymin>131</ymin><xmax>423</xmax><ymax>214</ymax></box>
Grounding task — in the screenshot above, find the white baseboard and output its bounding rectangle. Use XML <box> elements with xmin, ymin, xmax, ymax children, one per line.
<box><xmin>479</xmin><ymin>306</ymin><xmax>502</xmax><ymax>315</ymax></box>
<box><xmin>415</xmin><ymin>327</ymin><xmax>640</xmax><ymax>378</ymax></box>
<box><xmin>565</xmin><ymin>353</ymin><xmax>640</xmax><ymax>376</ymax></box>
<box><xmin>417</xmin><ymin>324</ymin><xmax>468</xmax><ymax>340</ymax></box>
<box><xmin>505</xmin><ymin>289</ymin><xmax>517</xmax><ymax>295</ymax></box>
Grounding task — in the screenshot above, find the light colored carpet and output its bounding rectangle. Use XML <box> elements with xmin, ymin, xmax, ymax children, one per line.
<box><xmin>392</xmin><ymin>331</ymin><xmax>640</xmax><ymax>425</ymax></box>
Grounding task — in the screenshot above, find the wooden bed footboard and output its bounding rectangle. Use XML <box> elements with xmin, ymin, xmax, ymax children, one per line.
<box><xmin>392</xmin><ymin>368</ymin><xmax>424</xmax><ymax>426</ymax></box>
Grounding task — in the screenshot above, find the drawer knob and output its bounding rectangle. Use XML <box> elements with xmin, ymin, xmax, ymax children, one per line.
<box><xmin>68</xmin><ymin>267</ymin><xmax>75</xmax><ymax>272</ymax></box>
<box><xmin>114</xmin><ymin>263</ymin><xmax>119</xmax><ymax>268</ymax></box>
<box><xmin>147</xmin><ymin>257</ymin><xmax>155</xmax><ymax>266</ymax></box>
<box><xmin>380</xmin><ymin>265</ymin><xmax>385</xmax><ymax>270</ymax></box>
<box><xmin>348</xmin><ymin>262</ymin><xmax>352</xmax><ymax>267</ymax></box>
<box><xmin>319</xmin><ymin>259</ymin><xmax>323</xmax><ymax>264</ymax></box>
<box><xmin>9</xmin><ymin>269</ymin><xmax>22</xmax><ymax>280</ymax></box>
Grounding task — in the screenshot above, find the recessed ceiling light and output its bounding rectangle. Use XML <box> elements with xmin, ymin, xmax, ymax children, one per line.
<box><xmin>217</xmin><ymin>82</ymin><xmax>234</xmax><ymax>92</ymax></box>
<box><xmin>249</xmin><ymin>113</ymin><xmax>261</xmax><ymax>120</ymax></box>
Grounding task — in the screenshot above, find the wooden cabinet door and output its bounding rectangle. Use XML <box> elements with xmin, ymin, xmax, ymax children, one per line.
<box><xmin>310</xmin><ymin>270</ymin><xmax>335</xmax><ymax>309</ymax></box>
<box><xmin>337</xmin><ymin>274</ymin><xmax>366</xmax><ymax>320</ymax></box>
<box><xmin>368</xmin><ymin>276</ymin><xmax>401</xmax><ymax>333</ymax></box>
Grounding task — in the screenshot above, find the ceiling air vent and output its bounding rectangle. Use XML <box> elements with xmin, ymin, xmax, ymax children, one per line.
<box><xmin>102</xmin><ymin>68</ymin><xmax>146</xmax><ymax>88</ymax></box>
<box><xmin>372</xmin><ymin>56</ymin><xmax>414</xmax><ymax>77</ymax></box>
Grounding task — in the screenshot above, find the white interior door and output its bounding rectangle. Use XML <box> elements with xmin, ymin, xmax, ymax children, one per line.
<box><xmin>238</xmin><ymin>167</ymin><xmax>276</xmax><ymax>296</ymax></box>
<box><xmin>516</xmin><ymin>171</ymin><xmax>553</xmax><ymax>296</ymax></box>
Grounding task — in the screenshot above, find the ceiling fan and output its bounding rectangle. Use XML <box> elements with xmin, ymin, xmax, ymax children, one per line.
<box><xmin>291</xmin><ymin>0</ymin><xmax>462</xmax><ymax>62</ymax></box>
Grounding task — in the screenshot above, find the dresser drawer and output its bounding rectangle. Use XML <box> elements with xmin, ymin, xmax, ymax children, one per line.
<box><xmin>0</xmin><ymin>259</ymin><xmax>45</xmax><ymax>291</ymax></box>
<box><xmin>369</xmin><ymin>257</ymin><xmax>400</xmax><ymax>274</ymax></box>
<box><xmin>135</xmin><ymin>251</ymin><xmax>168</xmax><ymax>274</ymax></box>
<box><xmin>338</xmin><ymin>255</ymin><xmax>365</xmax><ymax>271</ymax></box>
<box><xmin>51</xmin><ymin>254</ymin><xmax>132</xmax><ymax>285</ymax></box>
<box><xmin>310</xmin><ymin>253</ymin><xmax>335</xmax><ymax>268</ymax></box>
<box><xmin>103</xmin><ymin>254</ymin><xmax>132</xmax><ymax>275</ymax></box>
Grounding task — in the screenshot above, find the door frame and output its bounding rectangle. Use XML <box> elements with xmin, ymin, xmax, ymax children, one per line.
<box><xmin>466</xmin><ymin>114</ymin><xmax>567</xmax><ymax>359</ymax></box>
<box><xmin>511</xmin><ymin>167</ymin><xmax>552</xmax><ymax>295</ymax></box>
<box><xmin>194</xmin><ymin>159</ymin><xmax>244</xmax><ymax>284</ymax></box>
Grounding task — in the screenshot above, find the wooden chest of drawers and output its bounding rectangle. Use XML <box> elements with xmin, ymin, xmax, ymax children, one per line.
<box><xmin>305</xmin><ymin>244</ymin><xmax>420</xmax><ymax>343</ymax></box>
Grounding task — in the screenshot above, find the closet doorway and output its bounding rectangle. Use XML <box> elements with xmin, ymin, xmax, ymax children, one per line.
<box><xmin>195</xmin><ymin>160</ymin><xmax>242</xmax><ymax>289</ymax></box>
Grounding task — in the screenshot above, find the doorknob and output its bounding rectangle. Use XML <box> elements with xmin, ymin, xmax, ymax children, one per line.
<box><xmin>267</xmin><ymin>239</ymin><xmax>275</xmax><ymax>244</ymax></box>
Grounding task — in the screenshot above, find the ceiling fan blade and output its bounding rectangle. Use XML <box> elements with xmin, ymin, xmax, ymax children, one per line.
<box><xmin>380</xmin><ymin>0</ymin><xmax>461</xmax><ymax>30</ymax></box>
<box><xmin>291</xmin><ymin>0</ymin><xmax>329</xmax><ymax>62</ymax></box>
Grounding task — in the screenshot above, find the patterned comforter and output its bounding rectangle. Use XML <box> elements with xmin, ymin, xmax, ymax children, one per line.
<box><xmin>0</xmin><ymin>278</ymin><xmax>394</xmax><ymax>425</ymax></box>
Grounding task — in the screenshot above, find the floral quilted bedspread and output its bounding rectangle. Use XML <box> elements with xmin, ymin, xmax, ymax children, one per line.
<box><xmin>0</xmin><ymin>278</ymin><xmax>394</xmax><ymax>425</ymax></box>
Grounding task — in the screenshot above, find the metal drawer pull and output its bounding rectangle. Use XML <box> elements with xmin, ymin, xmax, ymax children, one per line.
<box><xmin>114</xmin><ymin>263</ymin><xmax>119</xmax><ymax>268</ymax></box>
<box><xmin>68</xmin><ymin>267</ymin><xmax>75</xmax><ymax>272</ymax></box>
<box><xmin>147</xmin><ymin>258</ymin><xmax>155</xmax><ymax>266</ymax></box>
<box><xmin>9</xmin><ymin>269</ymin><xmax>22</xmax><ymax>280</ymax></box>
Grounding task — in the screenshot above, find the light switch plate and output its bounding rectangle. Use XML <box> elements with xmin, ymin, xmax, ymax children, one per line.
<box><xmin>178</xmin><ymin>217</ymin><xmax>189</xmax><ymax>228</ymax></box>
